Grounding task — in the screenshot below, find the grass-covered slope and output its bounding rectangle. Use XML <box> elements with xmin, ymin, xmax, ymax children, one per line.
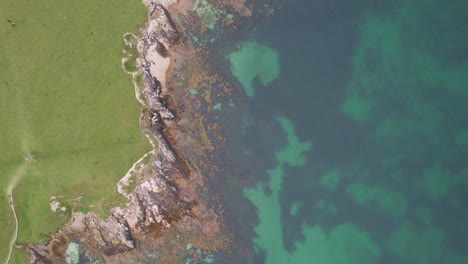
<box><xmin>0</xmin><ymin>0</ymin><xmax>149</xmax><ymax>261</ymax></box>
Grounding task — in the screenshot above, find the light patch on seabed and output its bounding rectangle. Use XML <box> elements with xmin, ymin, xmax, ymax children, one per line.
<box><xmin>314</xmin><ymin>199</ymin><xmax>338</xmax><ymax>214</ymax></box>
<box><xmin>419</xmin><ymin>163</ymin><xmax>468</xmax><ymax>200</ymax></box>
<box><xmin>387</xmin><ymin>221</ymin><xmax>468</xmax><ymax>263</ymax></box>
<box><xmin>346</xmin><ymin>182</ymin><xmax>408</xmax><ymax>219</ymax></box>
<box><xmin>243</xmin><ymin>116</ymin><xmax>310</xmax><ymax>263</ymax></box>
<box><xmin>289</xmin><ymin>201</ymin><xmax>302</xmax><ymax>216</ymax></box>
<box><xmin>319</xmin><ymin>169</ymin><xmax>341</xmax><ymax>191</ymax></box>
<box><xmin>339</xmin><ymin>1</ymin><xmax>468</xmax><ymax>262</ymax></box>
<box><xmin>228</xmin><ymin>41</ymin><xmax>280</xmax><ymax>97</ymax></box>
<box><xmin>341</xmin><ymin>93</ymin><xmax>374</xmax><ymax>124</ymax></box>
<box><xmin>244</xmin><ymin>117</ymin><xmax>380</xmax><ymax>263</ymax></box>
<box><xmin>212</xmin><ymin>102</ymin><xmax>222</xmax><ymax>111</ymax></box>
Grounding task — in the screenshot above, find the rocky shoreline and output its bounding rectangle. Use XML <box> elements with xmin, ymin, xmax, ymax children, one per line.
<box><xmin>25</xmin><ymin>0</ymin><xmax>253</xmax><ymax>262</ymax></box>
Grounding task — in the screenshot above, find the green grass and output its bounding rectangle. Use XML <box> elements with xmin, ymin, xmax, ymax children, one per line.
<box><xmin>0</xmin><ymin>0</ymin><xmax>149</xmax><ymax>261</ymax></box>
<box><xmin>123</xmin><ymin>53</ymin><xmax>138</xmax><ymax>72</ymax></box>
<box><xmin>123</xmin><ymin>39</ymin><xmax>139</xmax><ymax>73</ymax></box>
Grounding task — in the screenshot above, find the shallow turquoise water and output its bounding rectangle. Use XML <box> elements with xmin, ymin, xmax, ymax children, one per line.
<box><xmin>225</xmin><ymin>0</ymin><xmax>468</xmax><ymax>263</ymax></box>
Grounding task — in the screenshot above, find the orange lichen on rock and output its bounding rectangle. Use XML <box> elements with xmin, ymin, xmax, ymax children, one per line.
<box><xmin>224</xmin><ymin>17</ymin><xmax>234</xmax><ymax>25</ymax></box>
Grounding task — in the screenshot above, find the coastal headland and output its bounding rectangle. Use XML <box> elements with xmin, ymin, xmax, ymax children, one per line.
<box><xmin>24</xmin><ymin>0</ymin><xmax>254</xmax><ymax>263</ymax></box>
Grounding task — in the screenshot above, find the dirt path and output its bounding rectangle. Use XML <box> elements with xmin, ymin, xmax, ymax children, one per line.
<box><xmin>4</xmin><ymin>162</ymin><xmax>29</xmax><ymax>264</ymax></box>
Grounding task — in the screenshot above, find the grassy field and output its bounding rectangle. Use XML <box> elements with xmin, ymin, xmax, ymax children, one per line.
<box><xmin>0</xmin><ymin>0</ymin><xmax>149</xmax><ymax>262</ymax></box>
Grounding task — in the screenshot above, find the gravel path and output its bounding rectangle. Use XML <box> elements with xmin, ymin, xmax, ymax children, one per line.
<box><xmin>5</xmin><ymin>162</ymin><xmax>29</xmax><ymax>264</ymax></box>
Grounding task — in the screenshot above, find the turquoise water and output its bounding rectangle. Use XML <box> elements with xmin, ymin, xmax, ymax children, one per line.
<box><xmin>224</xmin><ymin>0</ymin><xmax>468</xmax><ymax>263</ymax></box>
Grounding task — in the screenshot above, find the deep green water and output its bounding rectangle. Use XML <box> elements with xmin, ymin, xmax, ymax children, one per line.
<box><xmin>226</xmin><ymin>0</ymin><xmax>468</xmax><ymax>263</ymax></box>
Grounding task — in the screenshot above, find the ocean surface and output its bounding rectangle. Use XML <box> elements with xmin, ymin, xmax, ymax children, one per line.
<box><xmin>216</xmin><ymin>0</ymin><xmax>468</xmax><ymax>263</ymax></box>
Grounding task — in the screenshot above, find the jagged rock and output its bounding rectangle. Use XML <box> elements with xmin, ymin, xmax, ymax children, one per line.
<box><xmin>152</xmin><ymin>36</ymin><xmax>169</xmax><ymax>57</ymax></box>
<box><xmin>149</xmin><ymin>109</ymin><xmax>163</xmax><ymax>130</ymax></box>
<box><xmin>148</xmin><ymin>4</ymin><xmax>181</xmax><ymax>45</ymax></box>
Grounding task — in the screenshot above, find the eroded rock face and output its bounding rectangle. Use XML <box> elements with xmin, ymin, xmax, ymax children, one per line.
<box><xmin>26</xmin><ymin>2</ymin><xmax>230</xmax><ymax>263</ymax></box>
<box><xmin>148</xmin><ymin>4</ymin><xmax>181</xmax><ymax>45</ymax></box>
